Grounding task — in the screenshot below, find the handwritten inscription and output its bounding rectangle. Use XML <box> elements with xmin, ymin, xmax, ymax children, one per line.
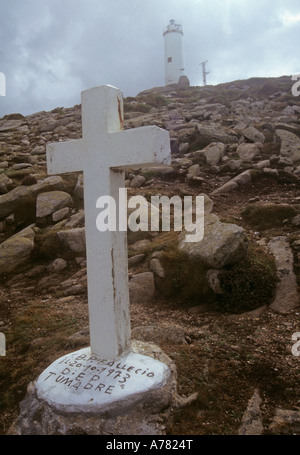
<box><xmin>42</xmin><ymin>352</ymin><xmax>156</xmax><ymax>394</ymax></box>
<box><xmin>36</xmin><ymin>346</ymin><xmax>169</xmax><ymax>413</ymax></box>
<box><xmin>36</xmin><ymin>347</ymin><xmax>169</xmax><ymax>413</ymax></box>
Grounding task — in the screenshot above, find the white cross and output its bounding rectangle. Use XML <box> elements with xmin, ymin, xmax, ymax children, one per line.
<box><xmin>47</xmin><ymin>85</ymin><xmax>170</xmax><ymax>359</ymax></box>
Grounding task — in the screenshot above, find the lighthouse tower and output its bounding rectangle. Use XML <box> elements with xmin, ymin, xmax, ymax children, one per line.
<box><xmin>163</xmin><ymin>19</ymin><xmax>189</xmax><ymax>86</ymax></box>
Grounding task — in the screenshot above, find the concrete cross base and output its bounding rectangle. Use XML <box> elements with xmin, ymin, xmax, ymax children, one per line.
<box><xmin>9</xmin><ymin>341</ymin><xmax>195</xmax><ymax>435</ymax></box>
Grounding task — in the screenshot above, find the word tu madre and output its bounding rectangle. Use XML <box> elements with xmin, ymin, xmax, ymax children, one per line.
<box><xmin>95</xmin><ymin>188</ymin><xmax>204</xmax><ymax>243</ymax></box>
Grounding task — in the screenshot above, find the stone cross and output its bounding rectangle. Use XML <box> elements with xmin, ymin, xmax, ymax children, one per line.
<box><xmin>47</xmin><ymin>85</ymin><xmax>170</xmax><ymax>360</ymax></box>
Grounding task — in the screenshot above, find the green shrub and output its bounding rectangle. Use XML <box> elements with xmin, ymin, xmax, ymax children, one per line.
<box><xmin>124</xmin><ymin>102</ymin><xmax>152</xmax><ymax>113</ymax></box>
<box><xmin>241</xmin><ymin>203</ymin><xmax>296</xmax><ymax>230</ymax></box>
<box><xmin>33</xmin><ymin>226</ymin><xmax>63</xmax><ymax>260</ymax></box>
<box><xmin>139</xmin><ymin>94</ymin><xmax>168</xmax><ymax>108</ymax></box>
<box><xmin>217</xmin><ymin>245</ymin><xmax>277</xmax><ymax>313</ymax></box>
<box><xmin>156</xmin><ymin>246</ymin><xmax>214</xmax><ymax>304</ymax></box>
<box><xmin>14</xmin><ymin>195</ymin><xmax>36</xmax><ymax>226</ymax></box>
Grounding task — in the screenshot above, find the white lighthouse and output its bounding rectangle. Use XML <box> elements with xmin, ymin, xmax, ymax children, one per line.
<box><xmin>163</xmin><ymin>19</ymin><xmax>189</xmax><ymax>86</ymax></box>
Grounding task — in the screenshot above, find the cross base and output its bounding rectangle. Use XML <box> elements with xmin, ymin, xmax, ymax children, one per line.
<box><xmin>34</xmin><ymin>345</ymin><xmax>170</xmax><ymax>415</ymax></box>
<box><xmin>9</xmin><ymin>341</ymin><xmax>196</xmax><ymax>435</ymax></box>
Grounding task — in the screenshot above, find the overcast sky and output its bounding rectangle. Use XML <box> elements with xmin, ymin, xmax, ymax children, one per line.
<box><xmin>0</xmin><ymin>0</ymin><xmax>299</xmax><ymax>118</ymax></box>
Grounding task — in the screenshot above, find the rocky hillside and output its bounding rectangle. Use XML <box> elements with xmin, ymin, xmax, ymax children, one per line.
<box><xmin>1</xmin><ymin>75</ymin><xmax>300</xmax><ymax>435</ymax></box>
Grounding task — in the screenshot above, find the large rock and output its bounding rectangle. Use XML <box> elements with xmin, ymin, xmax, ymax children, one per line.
<box><xmin>232</xmin><ymin>169</ymin><xmax>252</xmax><ymax>186</ymax></box>
<box><xmin>194</xmin><ymin>142</ymin><xmax>226</xmax><ymax>166</ymax></box>
<box><xmin>276</xmin><ymin>129</ymin><xmax>300</xmax><ymax>163</ymax></box>
<box><xmin>238</xmin><ymin>389</ymin><xmax>263</xmax><ymax>435</ymax></box>
<box><xmin>0</xmin><ymin>224</ymin><xmax>36</xmax><ymax>274</ymax></box>
<box><xmin>0</xmin><ymin>176</ymin><xmax>65</xmax><ymax>219</ymax></box>
<box><xmin>178</xmin><ymin>214</ymin><xmax>248</xmax><ymax>268</ymax></box>
<box><xmin>240</xmin><ymin>126</ymin><xmax>265</xmax><ymax>143</ymax></box>
<box><xmin>36</xmin><ymin>191</ymin><xmax>74</xmax><ymax>219</ymax></box>
<box><xmin>211</xmin><ymin>180</ymin><xmax>239</xmax><ymax>195</ymax></box>
<box><xmin>150</xmin><ymin>258</ymin><xmax>165</xmax><ymax>278</ymax></box>
<box><xmin>129</xmin><ymin>272</ymin><xmax>155</xmax><ymax>304</ymax></box>
<box><xmin>196</xmin><ymin>124</ymin><xmax>237</xmax><ymax>148</ymax></box>
<box><xmin>132</xmin><ymin>325</ymin><xmax>188</xmax><ymax>345</ymax></box>
<box><xmin>237</xmin><ymin>143</ymin><xmax>260</xmax><ymax>161</ymax></box>
<box><xmin>141</xmin><ymin>165</ymin><xmax>175</xmax><ymax>178</ymax></box>
<box><xmin>0</xmin><ymin>119</ymin><xmax>25</xmax><ymax>132</ymax></box>
<box><xmin>57</xmin><ymin>228</ymin><xmax>86</xmax><ymax>254</ymax></box>
<box><xmin>130</xmin><ymin>175</ymin><xmax>146</xmax><ymax>188</ymax></box>
<box><xmin>8</xmin><ymin>340</ymin><xmax>196</xmax><ymax>436</ymax></box>
<box><xmin>211</xmin><ymin>170</ymin><xmax>252</xmax><ymax>195</ymax></box>
<box><xmin>267</xmin><ymin>237</ymin><xmax>299</xmax><ymax>313</ymax></box>
<box><xmin>74</xmin><ymin>174</ymin><xmax>84</xmax><ymax>200</ymax></box>
<box><xmin>178</xmin><ymin>75</ymin><xmax>190</xmax><ymax>87</ymax></box>
<box><xmin>187</xmin><ymin>164</ymin><xmax>201</xmax><ymax>177</ymax></box>
<box><xmin>204</xmin><ymin>142</ymin><xmax>226</xmax><ymax>165</ymax></box>
<box><xmin>0</xmin><ymin>174</ymin><xmax>12</xmax><ymax>194</ymax></box>
<box><xmin>269</xmin><ymin>408</ymin><xmax>300</xmax><ymax>434</ymax></box>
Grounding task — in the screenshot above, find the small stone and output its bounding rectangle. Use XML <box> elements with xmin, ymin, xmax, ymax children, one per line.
<box><xmin>74</xmin><ymin>174</ymin><xmax>84</xmax><ymax>200</ymax></box>
<box><xmin>241</xmin><ymin>126</ymin><xmax>265</xmax><ymax>143</ymax></box>
<box><xmin>188</xmin><ymin>304</ymin><xmax>211</xmax><ymax>314</ymax></box>
<box><xmin>292</xmin><ymin>214</ymin><xmax>300</xmax><ymax>226</ymax></box>
<box><xmin>248</xmin><ymin>196</ymin><xmax>260</xmax><ymax>203</ymax></box>
<box><xmin>21</xmin><ymin>174</ymin><xmax>38</xmax><ymax>186</ymax></box>
<box><xmin>131</xmin><ymin>239</ymin><xmax>152</xmax><ymax>251</ymax></box>
<box><xmin>263</xmin><ymin>167</ymin><xmax>278</xmax><ymax>176</ymax></box>
<box><xmin>11</xmin><ymin>163</ymin><xmax>33</xmax><ymax>170</ymax></box>
<box><xmin>47</xmin><ymin>258</ymin><xmax>68</xmax><ymax>273</ymax></box>
<box><xmin>0</xmin><ymin>175</ymin><xmax>12</xmax><ymax>194</ymax></box>
<box><xmin>238</xmin><ymin>389</ymin><xmax>263</xmax><ymax>435</ymax></box>
<box><xmin>130</xmin><ymin>175</ymin><xmax>146</xmax><ymax>188</ymax></box>
<box><xmin>206</xmin><ymin>269</ymin><xmax>223</xmax><ymax>294</ymax></box>
<box><xmin>5</xmin><ymin>214</ymin><xmax>15</xmax><ymax>225</ymax></box>
<box><xmin>232</xmin><ymin>170</ymin><xmax>252</xmax><ymax>186</ymax></box>
<box><xmin>267</xmin><ymin>237</ymin><xmax>299</xmax><ymax>313</ymax></box>
<box><xmin>269</xmin><ymin>408</ymin><xmax>300</xmax><ymax>434</ymax></box>
<box><xmin>178</xmin><ymin>142</ymin><xmax>190</xmax><ymax>154</ymax></box>
<box><xmin>253</xmin><ymin>159</ymin><xmax>271</xmax><ymax>169</ymax></box>
<box><xmin>25</xmin><ymin>265</ymin><xmax>45</xmax><ymax>278</ymax></box>
<box><xmin>150</xmin><ymin>258</ymin><xmax>165</xmax><ymax>278</ymax></box>
<box><xmin>151</xmin><ymin>250</ymin><xmax>164</xmax><ymax>259</ymax></box>
<box><xmin>202</xmin><ymin>142</ymin><xmax>226</xmax><ymax>165</ymax></box>
<box><xmin>52</xmin><ymin>207</ymin><xmax>70</xmax><ymax>222</ymax></box>
<box><xmin>60</xmin><ymin>284</ymin><xmax>86</xmax><ymax>296</ymax></box>
<box><xmin>187</xmin><ymin>164</ymin><xmax>201</xmax><ymax>177</ymax></box>
<box><xmin>128</xmin><ymin>254</ymin><xmax>145</xmax><ymax>267</ymax></box>
<box><xmin>211</xmin><ymin>180</ymin><xmax>239</xmax><ymax>195</ymax></box>
<box><xmin>132</xmin><ymin>325</ymin><xmax>187</xmax><ymax>345</ymax></box>
<box><xmin>57</xmin><ymin>228</ymin><xmax>86</xmax><ymax>253</ymax></box>
<box><xmin>31</xmin><ymin>145</ymin><xmax>45</xmax><ymax>155</ymax></box>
